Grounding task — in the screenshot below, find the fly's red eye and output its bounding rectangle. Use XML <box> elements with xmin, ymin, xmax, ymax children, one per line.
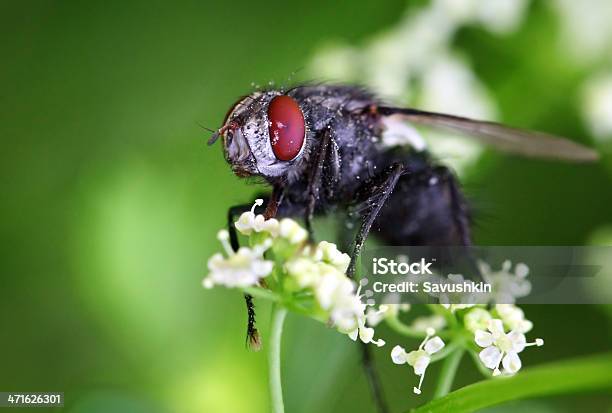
<box><xmin>267</xmin><ymin>95</ymin><xmax>305</xmax><ymax>161</ymax></box>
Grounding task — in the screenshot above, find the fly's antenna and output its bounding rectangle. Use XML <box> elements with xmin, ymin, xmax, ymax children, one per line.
<box><xmin>206</xmin><ymin>121</ymin><xmax>238</xmax><ymax>146</ymax></box>
<box><xmin>197</xmin><ymin>122</ymin><xmax>216</xmax><ymax>134</ymax></box>
<box><xmin>207</xmin><ymin>131</ymin><xmax>221</xmax><ymax>146</ymax></box>
<box><xmin>197</xmin><ymin>122</ymin><xmax>222</xmax><ymax>146</ymax></box>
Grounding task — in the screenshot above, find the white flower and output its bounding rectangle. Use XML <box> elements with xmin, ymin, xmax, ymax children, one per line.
<box><xmin>554</xmin><ymin>0</ymin><xmax>612</xmax><ymax>63</ymax></box>
<box><xmin>464</xmin><ymin>307</ymin><xmax>492</xmax><ymax>332</ymax></box>
<box><xmin>316</xmin><ymin>275</ymin><xmax>385</xmax><ymax>346</ymax></box>
<box><xmin>495</xmin><ymin>304</ymin><xmax>533</xmax><ymax>334</ymax></box>
<box><xmin>347</xmin><ymin>315</ymin><xmax>386</xmax><ymax>347</ymax></box>
<box><xmin>314</xmin><ymin>241</ymin><xmax>351</xmax><ymax>273</ymax></box>
<box><xmin>475</xmin><ymin>319</ymin><xmax>543</xmax><ymax>376</ymax></box>
<box><xmin>366</xmin><ymin>305</ymin><xmax>390</xmax><ymax>327</ymax></box>
<box><xmin>234</xmin><ymin>199</ymin><xmax>279</xmax><ymax>236</ymax></box>
<box><xmin>314</xmin><ymin>269</ymin><xmax>352</xmax><ymax>310</ymax></box>
<box><xmin>391</xmin><ymin>328</ymin><xmax>445</xmax><ymax>394</ymax></box>
<box><xmin>203</xmin><ymin>230</ymin><xmax>273</xmax><ymax>288</ymax></box>
<box><xmin>285</xmin><ymin>257</ymin><xmax>323</xmax><ymax>289</ymax></box>
<box><xmin>479</xmin><ymin>260</ymin><xmax>531</xmax><ymax>304</ymax></box>
<box><xmin>279</xmin><ymin>218</ymin><xmax>308</xmax><ymax>244</ymax></box>
<box><xmin>285</xmin><ymin>240</ymin><xmax>350</xmax><ymax>289</ymax></box>
<box><xmin>581</xmin><ymin>72</ymin><xmax>612</xmax><ymax>142</ymax></box>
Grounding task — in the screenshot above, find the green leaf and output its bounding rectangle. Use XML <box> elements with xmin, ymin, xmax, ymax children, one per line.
<box><xmin>410</xmin><ymin>353</ymin><xmax>612</xmax><ymax>413</ymax></box>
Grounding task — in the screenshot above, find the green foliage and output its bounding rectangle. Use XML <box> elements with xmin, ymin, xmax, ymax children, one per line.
<box><xmin>411</xmin><ymin>353</ymin><xmax>612</xmax><ymax>413</ymax></box>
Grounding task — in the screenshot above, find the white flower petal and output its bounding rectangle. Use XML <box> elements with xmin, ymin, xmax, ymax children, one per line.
<box><xmin>516</xmin><ymin>319</ymin><xmax>533</xmax><ymax>334</ymax></box>
<box><xmin>479</xmin><ymin>346</ymin><xmax>502</xmax><ymax>370</ymax></box>
<box><xmin>515</xmin><ymin>262</ymin><xmax>529</xmax><ymax>278</ymax></box>
<box><xmin>507</xmin><ymin>330</ymin><xmax>526</xmax><ymax>353</ymax></box>
<box><xmin>424</xmin><ymin>336</ymin><xmax>445</xmax><ymax>355</ymax></box>
<box><xmin>348</xmin><ymin>329</ymin><xmax>358</xmax><ymax>341</ymax></box>
<box><xmin>316</xmin><ymin>275</ymin><xmax>341</xmax><ymax>310</ymax></box>
<box><xmin>391</xmin><ymin>345</ymin><xmax>407</xmax><ymax>364</ymax></box>
<box><xmin>464</xmin><ymin>308</ymin><xmax>492</xmax><ymax>332</ymax></box>
<box><xmin>502</xmin><ymin>352</ymin><xmax>522</xmax><ymax>374</ymax></box>
<box><xmin>359</xmin><ymin>326</ymin><xmax>375</xmax><ymax>343</ymax></box>
<box><xmin>413</xmin><ymin>355</ymin><xmax>430</xmax><ymax>375</ymax></box>
<box><xmin>475</xmin><ymin>330</ymin><xmax>494</xmax><ymax>348</ymax></box>
<box><xmin>487</xmin><ymin>319</ymin><xmax>505</xmax><ymax>337</ymax></box>
<box><xmin>280</xmin><ymin>219</ymin><xmax>308</xmax><ymax>244</ymax></box>
<box><xmin>253</xmin><ymin>214</ymin><xmax>266</xmax><ymax>231</ymax></box>
<box><xmin>234</xmin><ymin>212</ymin><xmax>255</xmax><ymax>235</ymax></box>
<box><xmin>366</xmin><ymin>307</ymin><xmax>386</xmax><ymax>326</ymax></box>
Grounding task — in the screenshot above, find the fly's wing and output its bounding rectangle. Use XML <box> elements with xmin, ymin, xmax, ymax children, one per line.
<box><xmin>377</xmin><ymin>107</ymin><xmax>599</xmax><ymax>162</ymax></box>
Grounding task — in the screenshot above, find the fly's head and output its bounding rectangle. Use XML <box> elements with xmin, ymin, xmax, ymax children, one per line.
<box><xmin>211</xmin><ymin>90</ymin><xmax>313</xmax><ymax>182</ymax></box>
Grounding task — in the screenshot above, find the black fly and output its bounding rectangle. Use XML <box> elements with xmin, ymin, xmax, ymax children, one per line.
<box><xmin>207</xmin><ymin>84</ymin><xmax>597</xmax><ymax>412</ymax></box>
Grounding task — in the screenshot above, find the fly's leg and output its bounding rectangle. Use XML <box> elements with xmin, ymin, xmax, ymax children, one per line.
<box><xmin>346</xmin><ymin>163</ymin><xmax>404</xmax><ymax>279</ymax></box>
<box><xmin>227</xmin><ymin>201</ymin><xmax>267</xmax><ymax>350</ymax></box>
<box><xmin>305</xmin><ymin>128</ymin><xmax>336</xmax><ymax>240</ymax></box>
<box><xmin>227</xmin><ymin>189</ymin><xmax>284</xmax><ymax>351</ymax></box>
<box><xmin>344</xmin><ymin>163</ymin><xmax>404</xmax><ymax>413</ymax></box>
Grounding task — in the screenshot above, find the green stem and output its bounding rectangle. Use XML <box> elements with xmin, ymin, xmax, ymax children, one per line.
<box><xmin>433</xmin><ymin>347</ymin><xmax>465</xmax><ymax>399</ymax></box>
<box><xmin>385</xmin><ymin>315</ymin><xmax>428</xmax><ymax>338</ymax></box>
<box><xmin>430</xmin><ymin>339</ymin><xmax>461</xmax><ymax>363</ymax></box>
<box><xmin>243</xmin><ymin>286</ymin><xmax>279</xmax><ymax>302</ymax></box>
<box><xmin>269</xmin><ymin>304</ymin><xmax>287</xmax><ymax>413</ymax></box>
<box><xmin>385</xmin><ymin>314</ymin><xmax>451</xmax><ymax>340</ymax></box>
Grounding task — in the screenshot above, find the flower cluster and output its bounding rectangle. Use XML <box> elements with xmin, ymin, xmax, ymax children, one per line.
<box><xmin>203</xmin><ymin>200</ymin><xmax>383</xmax><ymax>346</ymax></box>
<box><xmin>387</xmin><ymin>303</ymin><xmax>544</xmax><ymax>395</ymax></box>
<box><xmin>285</xmin><ymin>243</ymin><xmax>384</xmax><ymax>346</ymax></box>
<box><xmin>204</xmin><ymin>200</ymin><xmax>547</xmax><ymax>399</ymax></box>
<box><xmin>391</xmin><ymin>328</ymin><xmax>445</xmax><ymax>394</ymax></box>
<box><xmin>203</xmin><ymin>230</ymin><xmax>273</xmax><ymax>289</ymax></box>
<box><xmin>475</xmin><ymin>318</ymin><xmax>543</xmax><ymax>376</ymax></box>
<box><xmin>461</xmin><ymin>304</ymin><xmax>543</xmax><ymax>377</ymax></box>
<box><xmin>479</xmin><ymin>260</ymin><xmax>531</xmax><ymax>304</ymax></box>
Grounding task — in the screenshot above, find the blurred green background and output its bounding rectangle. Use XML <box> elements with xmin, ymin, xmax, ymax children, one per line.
<box><xmin>1</xmin><ymin>1</ymin><xmax>611</xmax><ymax>412</ymax></box>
